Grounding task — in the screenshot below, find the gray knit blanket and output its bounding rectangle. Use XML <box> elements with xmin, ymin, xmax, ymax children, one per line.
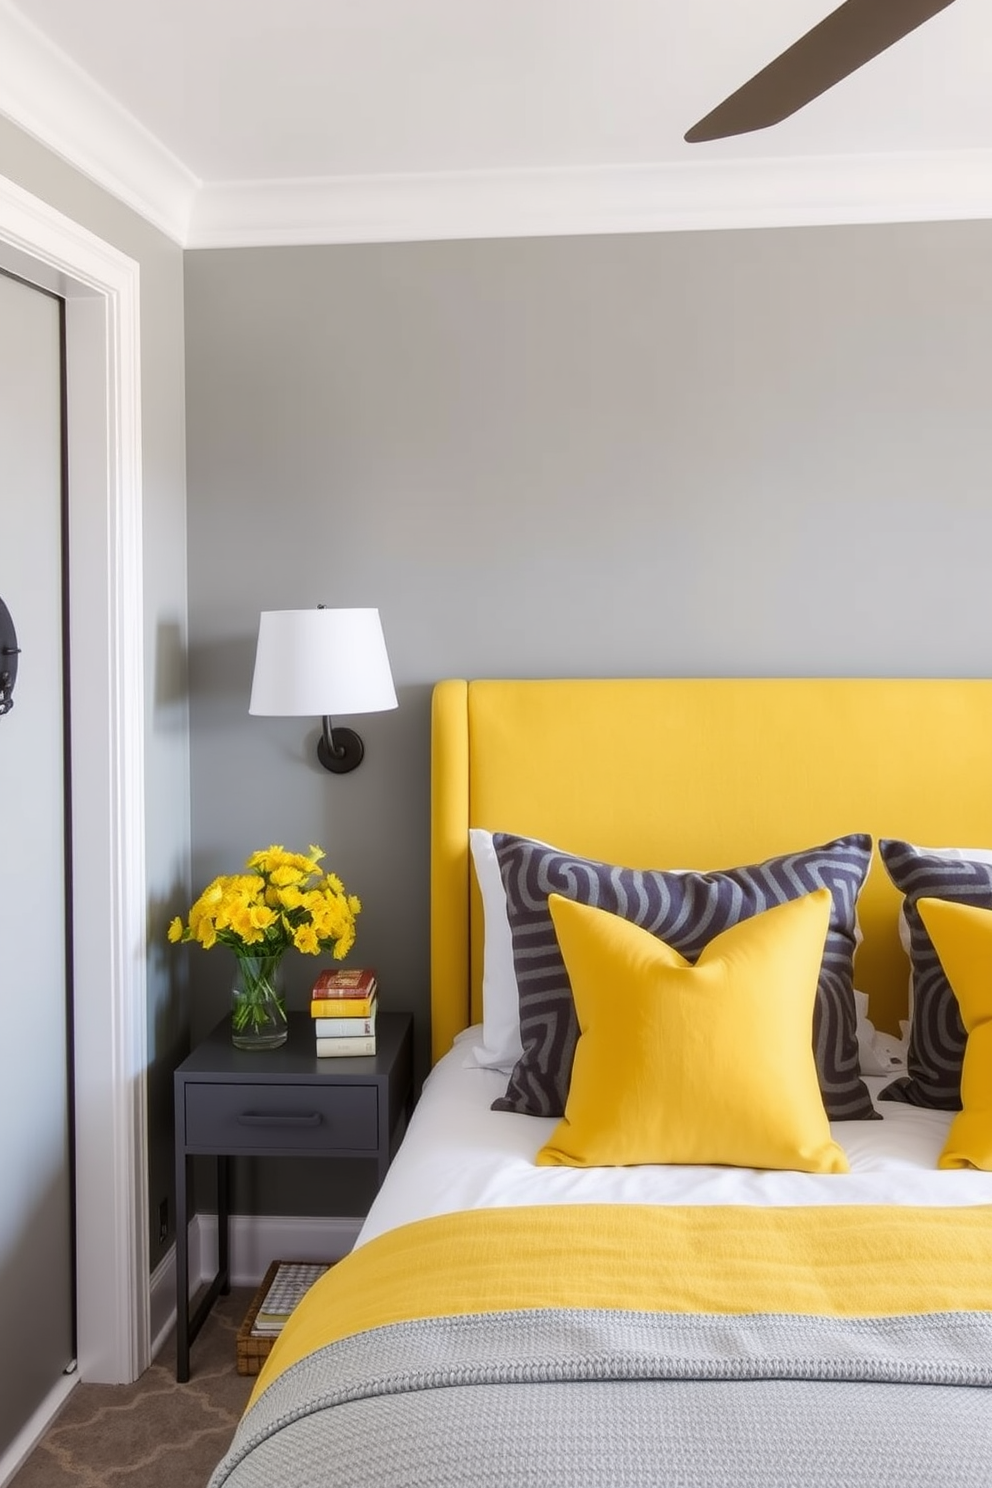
<box><xmin>209</xmin><ymin>1306</ymin><xmax>992</xmax><ymax>1488</ymax></box>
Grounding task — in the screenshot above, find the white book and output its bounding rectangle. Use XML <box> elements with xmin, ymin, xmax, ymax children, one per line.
<box><xmin>313</xmin><ymin>1006</ymin><xmax>377</xmax><ymax>1037</ymax></box>
<box><xmin>315</xmin><ymin>1034</ymin><xmax>377</xmax><ymax>1057</ymax></box>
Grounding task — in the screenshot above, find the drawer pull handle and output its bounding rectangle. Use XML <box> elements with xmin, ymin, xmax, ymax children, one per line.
<box><xmin>236</xmin><ymin>1112</ymin><xmax>323</xmax><ymax>1128</ymax></box>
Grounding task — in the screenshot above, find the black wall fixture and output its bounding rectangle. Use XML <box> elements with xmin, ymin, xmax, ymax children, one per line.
<box><xmin>0</xmin><ymin>596</ymin><xmax>20</xmax><ymax>716</ymax></box>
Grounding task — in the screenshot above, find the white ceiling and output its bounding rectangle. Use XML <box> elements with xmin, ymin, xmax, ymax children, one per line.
<box><xmin>1</xmin><ymin>0</ymin><xmax>991</xmax><ymax>247</ymax></box>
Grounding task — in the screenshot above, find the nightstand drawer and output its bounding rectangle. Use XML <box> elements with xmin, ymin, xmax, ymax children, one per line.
<box><xmin>184</xmin><ymin>1082</ymin><xmax>379</xmax><ymax>1153</ymax></box>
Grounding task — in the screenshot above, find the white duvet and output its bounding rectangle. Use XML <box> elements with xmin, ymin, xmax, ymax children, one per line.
<box><xmin>357</xmin><ymin>1025</ymin><xmax>992</xmax><ymax>1247</ymax></box>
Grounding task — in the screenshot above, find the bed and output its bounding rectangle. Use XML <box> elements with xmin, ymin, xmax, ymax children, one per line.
<box><xmin>209</xmin><ymin>679</ymin><xmax>992</xmax><ymax>1487</ymax></box>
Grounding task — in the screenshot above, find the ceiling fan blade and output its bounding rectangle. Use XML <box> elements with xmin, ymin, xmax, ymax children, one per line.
<box><xmin>685</xmin><ymin>0</ymin><xmax>957</xmax><ymax>143</ymax></box>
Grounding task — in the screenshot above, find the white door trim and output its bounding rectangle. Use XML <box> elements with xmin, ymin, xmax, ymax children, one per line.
<box><xmin>0</xmin><ymin>172</ymin><xmax>149</xmax><ymax>1384</ymax></box>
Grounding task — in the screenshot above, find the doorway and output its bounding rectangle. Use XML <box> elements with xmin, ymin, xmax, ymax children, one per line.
<box><xmin>0</xmin><ymin>169</ymin><xmax>149</xmax><ymax>1421</ymax></box>
<box><xmin>0</xmin><ymin>268</ymin><xmax>75</xmax><ymax>1458</ymax></box>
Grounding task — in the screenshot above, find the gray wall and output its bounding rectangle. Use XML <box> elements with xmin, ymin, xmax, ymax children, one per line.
<box><xmin>0</xmin><ymin>117</ymin><xmax>190</xmax><ymax>1268</ymax></box>
<box><xmin>184</xmin><ymin>221</ymin><xmax>992</xmax><ymax>1216</ymax></box>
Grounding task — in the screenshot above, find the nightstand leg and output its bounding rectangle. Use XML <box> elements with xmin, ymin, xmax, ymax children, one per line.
<box><xmin>218</xmin><ymin>1155</ymin><xmax>231</xmax><ymax>1294</ymax></box>
<box><xmin>175</xmin><ymin>1153</ymin><xmax>231</xmax><ymax>1381</ymax></box>
<box><xmin>175</xmin><ymin>1150</ymin><xmax>191</xmax><ymax>1383</ymax></box>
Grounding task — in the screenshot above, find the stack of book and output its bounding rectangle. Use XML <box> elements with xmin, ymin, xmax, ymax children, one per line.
<box><xmin>310</xmin><ymin>966</ymin><xmax>378</xmax><ymax>1056</ymax></box>
<box><xmin>249</xmin><ymin>1261</ymin><xmax>330</xmax><ymax>1338</ymax></box>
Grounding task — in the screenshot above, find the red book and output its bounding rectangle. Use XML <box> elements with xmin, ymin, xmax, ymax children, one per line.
<box><xmin>310</xmin><ymin>967</ymin><xmax>377</xmax><ymax>1000</ymax></box>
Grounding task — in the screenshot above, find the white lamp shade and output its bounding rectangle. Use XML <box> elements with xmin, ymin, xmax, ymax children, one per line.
<box><xmin>249</xmin><ymin>608</ymin><xmax>398</xmax><ymax>717</ymax></box>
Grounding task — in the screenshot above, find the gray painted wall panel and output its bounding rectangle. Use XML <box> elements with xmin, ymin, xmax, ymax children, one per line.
<box><xmin>184</xmin><ymin>221</ymin><xmax>992</xmax><ymax>1216</ymax></box>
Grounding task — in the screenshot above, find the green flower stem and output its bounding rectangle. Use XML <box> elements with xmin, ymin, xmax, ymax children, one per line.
<box><xmin>232</xmin><ymin>954</ymin><xmax>287</xmax><ymax>1033</ymax></box>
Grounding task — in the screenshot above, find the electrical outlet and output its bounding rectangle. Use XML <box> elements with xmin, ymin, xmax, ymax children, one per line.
<box><xmin>158</xmin><ymin>1197</ymin><xmax>169</xmax><ymax>1245</ymax></box>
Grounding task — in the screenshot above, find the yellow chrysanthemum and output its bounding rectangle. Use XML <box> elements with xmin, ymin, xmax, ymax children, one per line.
<box><xmin>293</xmin><ymin>924</ymin><xmax>320</xmax><ymax>955</ymax></box>
<box><xmin>170</xmin><ymin>844</ymin><xmax>360</xmax><ymax>965</ymax></box>
<box><xmin>335</xmin><ymin>927</ymin><xmax>356</xmax><ymax>959</ymax></box>
<box><xmin>226</xmin><ymin>902</ymin><xmax>254</xmax><ymax>934</ymax></box>
<box><xmin>194</xmin><ymin>919</ymin><xmax>218</xmax><ymax>949</ymax></box>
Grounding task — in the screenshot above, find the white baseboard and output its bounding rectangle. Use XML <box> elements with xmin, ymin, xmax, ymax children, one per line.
<box><xmin>194</xmin><ymin>1212</ymin><xmax>364</xmax><ymax>1287</ymax></box>
<box><xmin>0</xmin><ymin>1372</ymin><xmax>77</xmax><ymax>1488</ymax></box>
<box><xmin>149</xmin><ymin>1212</ymin><xmax>364</xmax><ymax>1361</ymax></box>
<box><xmin>150</xmin><ymin>1248</ymin><xmax>177</xmax><ymax>1360</ymax></box>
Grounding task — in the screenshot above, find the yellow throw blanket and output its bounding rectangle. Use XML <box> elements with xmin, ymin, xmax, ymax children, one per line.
<box><xmin>250</xmin><ymin>1202</ymin><xmax>992</xmax><ymax>1407</ymax></box>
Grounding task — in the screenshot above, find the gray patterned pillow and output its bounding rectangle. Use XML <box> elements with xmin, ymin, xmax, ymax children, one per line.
<box><xmin>491</xmin><ymin>832</ymin><xmax>876</xmax><ymax>1122</ymax></box>
<box><xmin>877</xmin><ymin>839</ymin><xmax>991</xmax><ymax>1110</ymax></box>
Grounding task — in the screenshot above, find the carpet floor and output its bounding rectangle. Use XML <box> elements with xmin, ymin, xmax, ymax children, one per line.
<box><xmin>9</xmin><ymin>1289</ymin><xmax>256</xmax><ymax>1488</ymax></box>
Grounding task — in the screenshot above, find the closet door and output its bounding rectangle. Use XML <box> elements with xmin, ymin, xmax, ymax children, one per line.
<box><xmin>0</xmin><ymin>270</ymin><xmax>74</xmax><ymax>1453</ymax></box>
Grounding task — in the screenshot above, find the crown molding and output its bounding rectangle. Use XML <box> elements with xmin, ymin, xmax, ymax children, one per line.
<box><xmin>0</xmin><ymin>1</ymin><xmax>197</xmax><ymax>244</ymax></box>
<box><xmin>186</xmin><ymin>149</ymin><xmax>992</xmax><ymax>249</ymax></box>
<box><xmin>1</xmin><ymin>1</ymin><xmax>991</xmax><ymax>250</ymax></box>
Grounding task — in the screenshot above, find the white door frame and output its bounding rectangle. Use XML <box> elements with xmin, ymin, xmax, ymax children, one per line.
<box><xmin>0</xmin><ymin>172</ymin><xmax>149</xmax><ymax>1384</ymax></box>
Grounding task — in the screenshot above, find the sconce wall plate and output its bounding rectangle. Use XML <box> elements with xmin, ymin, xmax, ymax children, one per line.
<box><xmin>317</xmin><ymin>721</ymin><xmax>364</xmax><ymax>774</ymax></box>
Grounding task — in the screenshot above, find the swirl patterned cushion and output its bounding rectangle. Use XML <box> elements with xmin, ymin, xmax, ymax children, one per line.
<box><xmin>491</xmin><ymin>831</ymin><xmax>875</xmax><ymax>1122</ymax></box>
<box><xmin>878</xmin><ymin>839</ymin><xmax>992</xmax><ymax>1110</ymax></box>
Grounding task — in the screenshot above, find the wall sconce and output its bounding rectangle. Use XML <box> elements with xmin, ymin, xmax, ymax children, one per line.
<box><xmin>249</xmin><ymin>607</ymin><xmax>397</xmax><ymax>773</ymax></box>
<box><xmin>0</xmin><ymin>595</ymin><xmax>19</xmax><ymax>718</ymax></box>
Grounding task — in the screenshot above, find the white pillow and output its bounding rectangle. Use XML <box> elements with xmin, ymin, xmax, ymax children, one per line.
<box><xmin>853</xmin><ymin>988</ymin><xmax>907</xmax><ymax>1077</ymax></box>
<box><xmin>466</xmin><ymin>829</ymin><xmax>523</xmax><ymax>1072</ymax></box>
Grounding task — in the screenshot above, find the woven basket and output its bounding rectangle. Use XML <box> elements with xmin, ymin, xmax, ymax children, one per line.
<box><xmin>236</xmin><ymin>1259</ymin><xmax>332</xmax><ymax>1376</ymax></box>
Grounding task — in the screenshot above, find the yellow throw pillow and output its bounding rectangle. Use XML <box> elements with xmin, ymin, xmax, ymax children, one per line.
<box><xmin>536</xmin><ymin>888</ymin><xmax>849</xmax><ymax>1173</ymax></box>
<box><xmin>916</xmin><ymin>897</ymin><xmax>992</xmax><ymax>1170</ymax></box>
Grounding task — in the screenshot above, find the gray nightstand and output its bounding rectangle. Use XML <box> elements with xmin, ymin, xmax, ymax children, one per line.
<box><xmin>173</xmin><ymin>1009</ymin><xmax>414</xmax><ymax>1381</ymax></box>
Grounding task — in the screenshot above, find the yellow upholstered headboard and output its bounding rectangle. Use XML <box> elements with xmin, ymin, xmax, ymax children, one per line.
<box><xmin>430</xmin><ymin>678</ymin><xmax>992</xmax><ymax>1064</ymax></box>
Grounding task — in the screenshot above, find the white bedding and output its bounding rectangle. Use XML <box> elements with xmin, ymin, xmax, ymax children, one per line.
<box><xmin>358</xmin><ymin>1025</ymin><xmax>992</xmax><ymax>1247</ymax></box>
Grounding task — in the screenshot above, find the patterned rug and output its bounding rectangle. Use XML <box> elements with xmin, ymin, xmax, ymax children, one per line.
<box><xmin>10</xmin><ymin>1289</ymin><xmax>255</xmax><ymax>1488</ymax></box>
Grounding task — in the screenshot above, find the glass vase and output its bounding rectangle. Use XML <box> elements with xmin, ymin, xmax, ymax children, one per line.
<box><xmin>231</xmin><ymin>952</ymin><xmax>287</xmax><ymax>1050</ymax></box>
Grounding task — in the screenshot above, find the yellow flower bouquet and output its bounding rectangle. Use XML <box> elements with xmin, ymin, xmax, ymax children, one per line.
<box><xmin>169</xmin><ymin>844</ymin><xmax>361</xmax><ymax>1047</ymax></box>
